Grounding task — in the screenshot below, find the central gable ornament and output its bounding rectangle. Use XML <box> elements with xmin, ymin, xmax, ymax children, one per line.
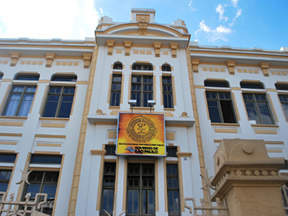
<box><xmin>136</xmin><ymin>14</ymin><xmax>149</xmax><ymax>35</ymax></box>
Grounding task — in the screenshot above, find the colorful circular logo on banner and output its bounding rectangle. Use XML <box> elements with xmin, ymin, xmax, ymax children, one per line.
<box><xmin>126</xmin><ymin>115</ymin><xmax>157</xmax><ymax>142</ymax></box>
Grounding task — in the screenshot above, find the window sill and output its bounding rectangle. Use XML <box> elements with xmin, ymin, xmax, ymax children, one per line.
<box><xmin>109</xmin><ymin>106</ymin><xmax>120</xmax><ymax>109</ymax></box>
<box><xmin>211</xmin><ymin>123</ymin><xmax>240</xmax><ymax>127</ymax></box>
<box><xmin>164</xmin><ymin>108</ymin><xmax>175</xmax><ymax>111</ymax></box>
<box><xmin>251</xmin><ymin>124</ymin><xmax>279</xmax><ymax>128</ymax></box>
<box><xmin>130</xmin><ymin>107</ymin><xmax>155</xmax><ymax>111</ymax></box>
<box><xmin>0</xmin><ymin>116</ymin><xmax>27</xmax><ymax>120</ymax></box>
<box><xmin>39</xmin><ymin>117</ymin><xmax>70</xmax><ymax>121</ymax></box>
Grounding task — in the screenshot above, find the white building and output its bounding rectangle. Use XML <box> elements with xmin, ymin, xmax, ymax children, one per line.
<box><xmin>0</xmin><ymin>8</ymin><xmax>288</xmax><ymax>216</ymax></box>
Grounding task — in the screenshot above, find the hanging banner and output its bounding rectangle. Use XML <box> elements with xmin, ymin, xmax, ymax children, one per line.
<box><xmin>116</xmin><ymin>113</ymin><xmax>166</xmax><ymax>156</ymax></box>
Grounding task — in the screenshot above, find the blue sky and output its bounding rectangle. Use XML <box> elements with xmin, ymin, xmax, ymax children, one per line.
<box><xmin>0</xmin><ymin>0</ymin><xmax>287</xmax><ymax>50</ymax></box>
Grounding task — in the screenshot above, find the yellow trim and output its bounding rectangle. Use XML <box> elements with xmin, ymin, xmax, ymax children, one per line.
<box><xmin>211</xmin><ymin>123</ymin><xmax>240</xmax><ymax>127</ymax></box>
<box><xmin>41</xmin><ymin>123</ymin><xmax>66</xmax><ymax>128</ymax></box>
<box><xmin>122</xmin><ymin>158</ymin><xmax>128</xmax><ymax>211</ymax></box>
<box><xmin>68</xmin><ymin>46</ymin><xmax>99</xmax><ymax>215</ymax></box>
<box><xmin>160</xmin><ymin>76</ymin><xmax>163</xmax><ymax>105</ymax></box>
<box><xmin>35</xmin><ymin>134</ymin><xmax>66</xmax><ymax>139</ymax></box>
<box><xmin>108</xmin><ymin>131</ymin><xmax>117</xmax><ymax>139</ymax></box>
<box><xmin>264</xmin><ymin>141</ymin><xmax>284</xmax><ymax>144</ymax></box>
<box><xmin>39</xmin><ymin>117</ymin><xmax>70</xmax><ymax>121</ymax></box>
<box><xmin>267</xmin><ymin>94</ymin><xmax>279</xmax><ymax>122</ymax></box>
<box><xmin>0</xmin><ymin>133</ymin><xmax>22</xmax><ymax>137</ymax></box>
<box><xmin>36</xmin><ymin>143</ymin><xmax>62</xmax><ymax>147</ymax></box>
<box><xmin>76</xmin><ymin>81</ymin><xmax>89</xmax><ymax>85</ymax></box>
<box><xmin>113</xmin><ymin>158</ymin><xmax>120</xmax><ymax>215</ymax></box>
<box><xmin>0</xmin><ymin>122</ymin><xmax>23</xmax><ymax>126</ymax></box>
<box><xmin>177</xmin><ymin>155</ymin><xmax>185</xmax><ymax>212</ymax></box>
<box><xmin>39</xmin><ymin>85</ymin><xmax>49</xmax><ymax>115</ymax></box>
<box><xmin>254</xmin><ymin>130</ymin><xmax>277</xmax><ymax>134</ymax></box>
<box><xmin>164</xmin><ymin>158</ymin><xmax>168</xmax><ymax>212</ymax></box>
<box><xmin>266</xmin><ymin>88</ymin><xmax>277</xmax><ymax>92</ymax></box>
<box><xmin>166</xmin><ymin>132</ymin><xmax>175</xmax><ymax>140</ymax></box>
<box><xmin>96</xmin><ymin>147</ymin><xmax>105</xmax><ymax>210</ymax></box>
<box><xmin>0</xmin><ymin>150</ymin><xmax>16</xmax><ymax>153</ymax></box>
<box><xmin>1</xmin><ymin>79</ymin><xmax>13</xmax><ymax>82</ymax></box>
<box><xmin>0</xmin><ymin>116</ymin><xmax>27</xmax><ymax>120</ymax></box>
<box><xmin>0</xmin><ymin>83</ymin><xmax>11</xmax><ymax>112</ymax></box>
<box><xmin>194</xmin><ymin>85</ymin><xmax>205</xmax><ymax>89</ymax></box>
<box><xmin>38</xmin><ymin>80</ymin><xmax>50</xmax><ymax>83</ymax></box>
<box><xmin>107</xmin><ymin>74</ymin><xmax>112</xmax><ymax>104</ymax></box>
<box><xmin>128</xmin><ymin>74</ymin><xmax>131</xmax><ymax>101</ymax></box>
<box><xmin>51</xmin><ymin>154</ymin><xmax>64</xmax><ymax>216</ymax></box>
<box><xmin>231</xmin><ymin>92</ymin><xmax>240</xmax><ymax>121</ymax></box>
<box><xmin>91</xmin><ymin>149</ymin><xmax>106</xmax><ymax>155</ymax></box>
<box><xmin>29</xmin><ymin>85</ymin><xmax>39</xmax><ymax>114</ymax></box>
<box><xmin>172</xmin><ymin>76</ymin><xmax>177</xmax><ymax>106</ymax></box>
<box><xmin>250</xmin><ymin>124</ymin><xmax>279</xmax><ymax>128</ymax></box>
<box><xmin>214</xmin><ymin>128</ymin><xmax>238</xmax><ymax>133</ymax></box>
<box><xmin>155</xmin><ymin>159</ymin><xmax>159</xmax><ymax>212</ymax></box>
<box><xmin>33</xmin><ymin>151</ymin><xmax>61</xmax><ymax>155</ymax></box>
<box><xmin>0</xmin><ymin>142</ymin><xmax>17</xmax><ymax>145</ymax></box>
<box><xmin>70</xmin><ymin>86</ymin><xmax>77</xmax><ymax>116</ymax></box>
<box><xmin>230</xmin><ymin>87</ymin><xmax>242</xmax><ymax>91</ymax></box>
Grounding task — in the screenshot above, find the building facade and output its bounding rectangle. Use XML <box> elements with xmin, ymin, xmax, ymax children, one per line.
<box><xmin>0</xmin><ymin>8</ymin><xmax>288</xmax><ymax>216</ymax></box>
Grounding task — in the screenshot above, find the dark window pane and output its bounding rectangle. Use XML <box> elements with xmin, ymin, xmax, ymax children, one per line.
<box><xmin>275</xmin><ymin>83</ymin><xmax>288</xmax><ymax>90</ymax></box>
<box><xmin>113</xmin><ymin>62</ymin><xmax>123</xmax><ymax>70</ymax></box>
<box><xmin>240</xmin><ymin>81</ymin><xmax>264</xmax><ymax>89</ymax></box>
<box><xmin>51</xmin><ymin>75</ymin><xmax>77</xmax><ymax>82</ymax></box>
<box><xmin>30</xmin><ymin>155</ymin><xmax>62</xmax><ymax>164</ymax></box>
<box><xmin>15</xmin><ymin>74</ymin><xmax>39</xmax><ymax>81</ymax></box>
<box><xmin>0</xmin><ymin>154</ymin><xmax>16</xmax><ymax>163</ymax></box>
<box><xmin>204</xmin><ymin>80</ymin><xmax>229</xmax><ymax>87</ymax></box>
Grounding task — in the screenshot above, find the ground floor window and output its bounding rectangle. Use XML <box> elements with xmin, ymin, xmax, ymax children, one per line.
<box><xmin>101</xmin><ymin>162</ymin><xmax>116</xmax><ymax>215</ymax></box>
<box><xmin>127</xmin><ymin>163</ymin><xmax>155</xmax><ymax>216</ymax></box>
<box><xmin>22</xmin><ymin>171</ymin><xmax>59</xmax><ymax>215</ymax></box>
<box><xmin>167</xmin><ymin>164</ymin><xmax>180</xmax><ymax>216</ymax></box>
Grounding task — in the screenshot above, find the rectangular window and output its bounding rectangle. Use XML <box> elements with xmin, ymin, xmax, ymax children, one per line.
<box><xmin>23</xmin><ymin>171</ymin><xmax>59</xmax><ymax>215</ymax></box>
<box><xmin>206</xmin><ymin>92</ymin><xmax>237</xmax><ymax>123</ymax></box>
<box><xmin>43</xmin><ymin>86</ymin><xmax>75</xmax><ymax>118</ymax></box>
<box><xmin>131</xmin><ymin>75</ymin><xmax>153</xmax><ymax>107</ymax></box>
<box><xmin>127</xmin><ymin>163</ymin><xmax>155</xmax><ymax>216</ymax></box>
<box><xmin>101</xmin><ymin>163</ymin><xmax>116</xmax><ymax>215</ymax></box>
<box><xmin>243</xmin><ymin>93</ymin><xmax>274</xmax><ymax>124</ymax></box>
<box><xmin>166</xmin><ymin>164</ymin><xmax>180</xmax><ymax>216</ymax></box>
<box><xmin>110</xmin><ymin>74</ymin><xmax>122</xmax><ymax>106</ymax></box>
<box><xmin>162</xmin><ymin>76</ymin><xmax>174</xmax><ymax>108</ymax></box>
<box><xmin>2</xmin><ymin>85</ymin><xmax>36</xmax><ymax>116</ymax></box>
<box><xmin>0</xmin><ymin>170</ymin><xmax>12</xmax><ymax>192</ymax></box>
<box><xmin>279</xmin><ymin>95</ymin><xmax>288</xmax><ymax>121</ymax></box>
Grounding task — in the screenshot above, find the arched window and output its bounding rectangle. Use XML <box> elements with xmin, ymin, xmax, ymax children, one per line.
<box><xmin>240</xmin><ymin>81</ymin><xmax>264</xmax><ymax>89</ymax></box>
<box><xmin>113</xmin><ymin>62</ymin><xmax>123</xmax><ymax>70</ymax></box>
<box><xmin>204</xmin><ymin>80</ymin><xmax>230</xmax><ymax>88</ymax></box>
<box><xmin>162</xmin><ymin>64</ymin><xmax>171</xmax><ymax>72</ymax></box>
<box><xmin>14</xmin><ymin>73</ymin><xmax>39</xmax><ymax>81</ymax></box>
<box><xmin>51</xmin><ymin>74</ymin><xmax>77</xmax><ymax>82</ymax></box>
<box><xmin>275</xmin><ymin>82</ymin><xmax>288</xmax><ymax>91</ymax></box>
<box><xmin>132</xmin><ymin>63</ymin><xmax>153</xmax><ymax>71</ymax></box>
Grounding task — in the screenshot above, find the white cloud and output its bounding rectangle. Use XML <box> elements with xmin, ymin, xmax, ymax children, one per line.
<box><xmin>236</xmin><ymin>8</ymin><xmax>242</xmax><ymax>18</ymax></box>
<box><xmin>188</xmin><ymin>0</ymin><xmax>197</xmax><ymax>12</ymax></box>
<box><xmin>216</xmin><ymin>25</ymin><xmax>232</xmax><ymax>33</ymax></box>
<box><xmin>216</xmin><ymin>4</ymin><xmax>228</xmax><ymax>22</ymax></box>
<box><xmin>0</xmin><ymin>0</ymin><xmax>101</xmax><ymax>40</ymax></box>
<box><xmin>231</xmin><ymin>0</ymin><xmax>239</xmax><ymax>8</ymax></box>
<box><xmin>195</xmin><ymin>20</ymin><xmax>232</xmax><ymax>42</ymax></box>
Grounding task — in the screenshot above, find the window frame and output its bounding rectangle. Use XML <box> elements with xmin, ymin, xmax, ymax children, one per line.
<box><xmin>162</xmin><ymin>76</ymin><xmax>174</xmax><ymax>109</ymax></box>
<box><xmin>42</xmin><ymin>86</ymin><xmax>75</xmax><ymax>118</ymax></box>
<box><xmin>205</xmin><ymin>91</ymin><xmax>237</xmax><ymax>123</ymax></box>
<box><xmin>126</xmin><ymin>163</ymin><xmax>155</xmax><ymax>216</ymax></box>
<box><xmin>166</xmin><ymin>164</ymin><xmax>181</xmax><ymax>216</ymax></box>
<box><xmin>242</xmin><ymin>92</ymin><xmax>274</xmax><ymax>125</ymax></box>
<box><xmin>110</xmin><ymin>74</ymin><xmax>122</xmax><ymax>107</ymax></box>
<box><xmin>131</xmin><ymin>75</ymin><xmax>153</xmax><ymax>107</ymax></box>
<box><xmin>278</xmin><ymin>94</ymin><xmax>288</xmax><ymax>121</ymax></box>
<box><xmin>100</xmin><ymin>162</ymin><xmax>116</xmax><ymax>215</ymax></box>
<box><xmin>2</xmin><ymin>85</ymin><xmax>37</xmax><ymax>117</ymax></box>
